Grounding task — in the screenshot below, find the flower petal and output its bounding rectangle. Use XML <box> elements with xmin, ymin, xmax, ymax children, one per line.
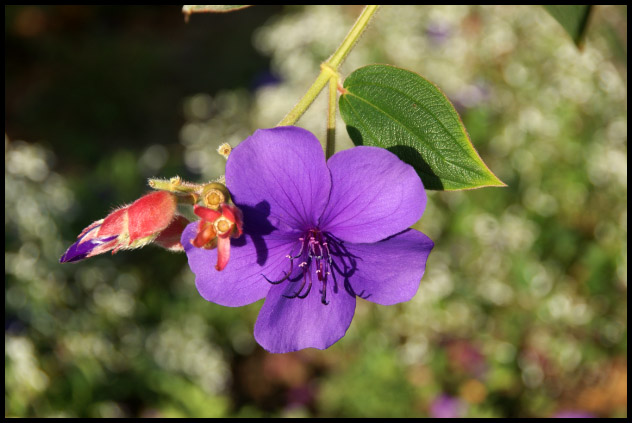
<box><xmin>59</xmin><ymin>234</ymin><xmax>118</xmax><ymax>263</ymax></box>
<box><xmin>226</xmin><ymin>126</ymin><xmax>331</xmax><ymax>231</ymax></box>
<box><xmin>320</xmin><ymin>146</ymin><xmax>427</xmax><ymax>243</ymax></box>
<box><xmin>181</xmin><ymin>218</ymin><xmax>298</xmax><ymax>307</ymax></box>
<box><xmin>339</xmin><ymin>229</ymin><xmax>433</xmax><ymax>305</ymax></box>
<box><xmin>193</xmin><ymin>205</ymin><xmax>222</xmax><ymax>222</ymax></box>
<box><xmin>215</xmin><ymin>235</ymin><xmax>231</xmax><ymax>271</ymax></box>
<box><xmin>254</xmin><ymin>270</ymin><xmax>356</xmax><ymax>353</ymax></box>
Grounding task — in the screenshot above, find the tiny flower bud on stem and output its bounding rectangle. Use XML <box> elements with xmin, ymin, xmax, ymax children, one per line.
<box><xmin>63</xmin><ymin>174</ymin><xmax>239</xmax><ymax>264</ymax></box>
<box><xmin>217</xmin><ymin>143</ymin><xmax>232</xmax><ymax>159</ymax></box>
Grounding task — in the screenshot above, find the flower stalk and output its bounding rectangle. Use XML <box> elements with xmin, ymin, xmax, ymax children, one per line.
<box><xmin>327</xmin><ymin>5</ymin><xmax>380</xmax><ymax>69</ymax></box>
<box><xmin>148</xmin><ymin>176</ymin><xmax>201</xmax><ymax>195</ymax></box>
<box><xmin>277</xmin><ymin>5</ymin><xmax>379</xmax><ymax>127</ymax></box>
<box><xmin>326</xmin><ymin>69</ymin><xmax>338</xmax><ymax>159</ymax></box>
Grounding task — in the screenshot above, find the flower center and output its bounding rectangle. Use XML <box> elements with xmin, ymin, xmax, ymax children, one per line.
<box><xmin>214</xmin><ymin>217</ymin><xmax>232</xmax><ymax>235</ymax></box>
<box><xmin>200</xmin><ymin>183</ymin><xmax>230</xmax><ymax>210</ymax></box>
<box><xmin>263</xmin><ymin>228</ymin><xmax>336</xmax><ymax>305</ymax></box>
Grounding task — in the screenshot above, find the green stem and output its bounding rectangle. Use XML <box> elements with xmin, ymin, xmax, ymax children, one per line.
<box><xmin>277</xmin><ymin>5</ymin><xmax>379</xmax><ymax>127</ymax></box>
<box><xmin>327</xmin><ymin>5</ymin><xmax>380</xmax><ymax>69</ymax></box>
<box><xmin>325</xmin><ymin>74</ymin><xmax>338</xmax><ymax>159</ymax></box>
<box><xmin>278</xmin><ymin>71</ymin><xmax>331</xmax><ymax>127</ymax></box>
<box><xmin>148</xmin><ymin>176</ymin><xmax>201</xmax><ymax>194</ymax></box>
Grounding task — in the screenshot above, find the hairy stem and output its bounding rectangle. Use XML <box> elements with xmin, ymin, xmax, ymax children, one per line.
<box><xmin>325</xmin><ymin>72</ymin><xmax>338</xmax><ymax>159</ymax></box>
<box><xmin>327</xmin><ymin>5</ymin><xmax>379</xmax><ymax>69</ymax></box>
<box><xmin>277</xmin><ymin>5</ymin><xmax>379</xmax><ymax>127</ymax></box>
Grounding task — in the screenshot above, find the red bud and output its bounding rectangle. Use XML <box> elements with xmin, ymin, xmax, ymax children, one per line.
<box><xmin>61</xmin><ymin>191</ymin><xmax>189</xmax><ymax>263</ymax></box>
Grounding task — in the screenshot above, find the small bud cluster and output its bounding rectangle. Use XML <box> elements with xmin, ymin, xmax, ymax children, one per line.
<box><xmin>60</xmin><ymin>191</ymin><xmax>189</xmax><ymax>263</ymax></box>
<box><xmin>145</xmin><ymin>176</ymin><xmax>244</xmax><ymax>271</ymax></box>
<box><xmin>61</xmin><ymin>170</ymin><xmax>243</xmax><ymax>271</ymax></box>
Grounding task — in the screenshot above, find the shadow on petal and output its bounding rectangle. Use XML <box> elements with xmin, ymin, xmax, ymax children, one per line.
<box><xmin>345</xmin><ymin>124</ymin><xmax>443</xmax><ymax>190</ymax></box>
<box><xmin>327</xmin><ymin>234</ymin><xmax>366</xmax><ymax>299</ymax></box>
<box><xmin>232</xmin><ymin>200</ymin><xmax>277</xmax><ymax>266</ymax></box>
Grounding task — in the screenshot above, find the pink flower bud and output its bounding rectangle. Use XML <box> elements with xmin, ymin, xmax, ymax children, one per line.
<box><xmin>60</xmin><ymin>191</ymin><xmax>189</xmax><ymax>263</ymax></box>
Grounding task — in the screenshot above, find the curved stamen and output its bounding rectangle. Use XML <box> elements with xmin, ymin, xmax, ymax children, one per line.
<box><xmin>316</xmin><ymin>260</ymin><xmax>324</xmax><ymax>281</ymax></box>
<box><xmin>262</xmin><ymin>271</ymin><xmax>290</xmax><ymax>284</ymax></box>
<box><xmin>323</xmin><ymin>242</ymin><xmax>333</xmax><ymax>266</ymax></box>
<box><xmin>284</xmin><ymin>264</ymin><xmax>313</xmax><ymax>299</ymax></box>
<box><xmin>265</xmin><ymin>229</ymin><xmax>342</xmax><ymax>304</ymax></box>
<box><xmin>320</xmin><ymin>277</ymin><xmax>329</xmax><ymax>305</ymax></box>
<box><xmin>299</xmin><ymin>268</ymin><xmax>314</xmax><ymax>299</ymax></box>
<box><xmin>289</xmin><ymin>237</ymin><xmax>305</xmax><ymax>259</ymax></box>
<box><xmin>283</xmin><ymin>271</ymin><xmax>305</xmax><ymax>299</ymax></box>
<box><xmin>310</xmin><ymin>237</ymin><xmax>323</xmax><ymax>260</ymax></box>
<box><xmin>262</xmin><ymin>253</ymin><xmax>294</xmax><ymax>284</ymax></box>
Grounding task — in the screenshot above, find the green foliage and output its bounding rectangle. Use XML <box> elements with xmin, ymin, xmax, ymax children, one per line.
<box><xmin>318</xmin><ymin>347</ymin><xmax>416</xmax><ymax>417</ymax></box>
<box><xmin>340</xmin><ymin>64</ymin><xmax>505</xmax><ymax>191</ymax></box>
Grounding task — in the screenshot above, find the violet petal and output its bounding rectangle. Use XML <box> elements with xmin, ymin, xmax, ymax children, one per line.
<box><xmin>181</xmin><ymin>221</ymin><xmax>297</xmax><ymax>307</ymax></box>
<box><xmin>59</xmin><ymin>235</ymin><xmax>118</xmax><ymax>263</ymax></box>
<box><xmin>341</xmin><ymin>229</ymin><xmax>433</xmax><ymax>305</ymax></box>
<box><xmin>320</xmin><ymin>146</ymin><xmax>426</xmax><ymax>243</ymax></box>
<box><xmin>226</xmin><ymin>126</ymin><xmax>331</xmax><ymax>231</ymax></box>
<box><xmin>254</xmin><ymin>269</ymin><xmax>356</xmax><ymax>353</ymax></box>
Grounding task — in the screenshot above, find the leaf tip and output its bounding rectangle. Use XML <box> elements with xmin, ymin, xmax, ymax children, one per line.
<box><xmin>486</xmin><ymin>172</ymin><xmax>507</xmax><ymax>188</ymax></box>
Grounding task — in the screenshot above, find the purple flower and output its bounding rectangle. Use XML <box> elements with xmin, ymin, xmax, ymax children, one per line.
<box><xmin>181</xmin><ymin>126</ymin><xmax>434</xmax><ymax>353</ymax></box>
<box><xmin>553</xmin><ymin>411</ymin><xmax>595</xmax><ymax>418</ymax></box>
<box><xmin>430</xmin><ymin>395</ymin><xmax>466</xmax><ymax>419</ymax></box>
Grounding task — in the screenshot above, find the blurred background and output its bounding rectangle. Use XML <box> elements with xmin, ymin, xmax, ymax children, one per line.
<box><xmin>5</xmin><ymin>5</ymin><xmax>627</xmax><ymax>417</ymax></box>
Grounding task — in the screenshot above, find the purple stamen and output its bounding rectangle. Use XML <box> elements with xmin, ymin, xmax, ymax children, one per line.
<box><xmin>262</xmin><ymin>257</ymin><xmax>293</xmax><ymax>284</ymax></box>
<box><xmin>320</xmin><ymin>279</ymin><xmax>329</xmax><ymax>305</ymax></box>
<box><xmin>284</xmin><ymin>267</ymin><xmax>312</xmax><ymax>299</ymax></box>
<box><xmin>265</xmin><ymin>228</ymin><xmax>336</xmax><ymax>305</ymax></box>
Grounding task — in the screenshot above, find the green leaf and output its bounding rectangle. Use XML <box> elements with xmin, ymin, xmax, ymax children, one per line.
<box><xmin>339</xmin><ymin>64</ymin><xmax>505</xmax><ymax>191</ymax></box>
<box><xmin>182</xmin><ymin>5</ymin><xmax>251</xmax><ymax>20</ymax></box>
<box><xmin>542</xmin><ymin>5</ymin><xmax>593</xmax><ymax>47</ymax></box>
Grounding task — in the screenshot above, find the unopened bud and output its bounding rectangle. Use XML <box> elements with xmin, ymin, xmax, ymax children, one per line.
<box><xmin>60</xmin><ymin>191</ymin><xmax>190</xmax><ymax>263</ymax></box>
<box><xmin>217</xmin><ymin>143</ymin><xmax>232</xmax><ymax>159</ymax></box>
